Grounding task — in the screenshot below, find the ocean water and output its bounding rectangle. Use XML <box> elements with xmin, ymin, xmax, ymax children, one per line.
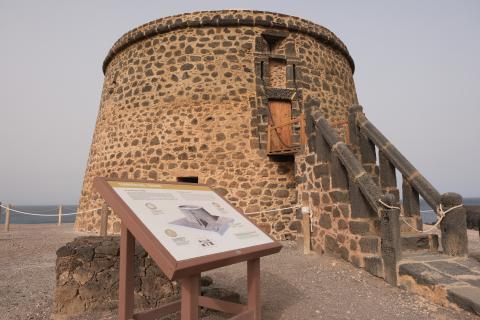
<box><xmin>0</xmin><ymin>198</ymin><xmax>478</xmax><ymax>225</ymax></box>
<box><xmin>421</xmin><ymin>197</ymin><xmax>480</xmax><ymax>224</ymax></box>
<box><xmin>0</xmin><ymin>205</ymin><xmax>77</xmax><ymax>224</ymax></box>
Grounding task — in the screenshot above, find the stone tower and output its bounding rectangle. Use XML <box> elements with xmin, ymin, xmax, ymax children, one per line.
<box><xmin>76</xmin><ymin>10</ymin><xmax>358</xmax><ymax>240</ymax></box>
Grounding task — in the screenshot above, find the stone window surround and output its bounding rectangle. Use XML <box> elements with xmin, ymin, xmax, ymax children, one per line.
<box><xmin>252</xmin><ymin>32</ymin><xmax>304</xmax><ymax>152</ymax></box>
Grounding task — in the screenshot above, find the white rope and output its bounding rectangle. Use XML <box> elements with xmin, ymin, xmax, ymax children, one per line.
<box><xmin>378</xmin><ymin>199</ymin><xmax>463</xmax><ymax>233</ymax></box>
<box><xmin>0</xmin><ymin>203</ymin><xmax>100</xmax><ymax>217</ymax></box>
<box><xmin>244</xmin><ymin>205</ymin><xmax>301</xmax><ymax>215</ymax></box>
<box><xmin>0</xmin><ymin>202</ymin><xmax>300</xmax><ymax>217</ymax></box>
<box><xmin>378</xmin><ymin>199</ymin><xmax>400</xmax><ymax>210</ymax></box>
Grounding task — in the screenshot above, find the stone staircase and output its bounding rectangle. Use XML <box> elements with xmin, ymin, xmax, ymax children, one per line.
<box><xmin>401</xmin><ymin>233</ymin><xmax>439</xmax><ymax>253</ymax></box>
<box><xmin>311</xmin><ymin>105</ymin><xmax>480</xmax><ymax>315</ymax></box>
<box><xmin>399</xmin><ymin>252</ymin><xmax>480</xmax><ymax>314</ymax></box>
<box><xmin>397</xmin><ymin>226</ymin><xmax>480</xmax><ymax>314</ymax></box>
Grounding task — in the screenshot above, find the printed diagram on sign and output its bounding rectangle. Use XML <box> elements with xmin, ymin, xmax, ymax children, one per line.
<box><xmin>170</xmin><ymin>205</ymin><xmax>234</xmax><ymax>235</ymax></box>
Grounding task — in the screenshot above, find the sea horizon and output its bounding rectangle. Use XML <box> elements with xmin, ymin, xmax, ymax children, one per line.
<box><xmin>0</xmin><ymin>198</ymin><xmax>479</xmax><ymax>225</ymax></box>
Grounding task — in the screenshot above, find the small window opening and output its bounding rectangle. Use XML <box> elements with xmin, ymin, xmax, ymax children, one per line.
<box><xmin>260</xmin><ymin>61</ymin><xmax>264</xmax><ymax>80</ymax></box>
<box><xmin>292</xmin><ymin>64</ymin><xmax>296</xmax><ymax>83</ymax></box>
<box><xmin>177</xmin><ymin>176</ymin><xmax>198</xmax><ymax>183</ymax></box>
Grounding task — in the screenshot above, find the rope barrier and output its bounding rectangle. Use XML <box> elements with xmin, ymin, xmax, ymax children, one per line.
<box><xmin>0</xmin><ymin>202</ymin><xmax>300</xmax><ymax>217</ymax></box>
<box><xmin>378</xmin><ymin>199</ymin><xmax>463</xmax><ymax>233</ymax></box>
<box><xmin>0</xmin><ymin>203</ymin><xmax>100</xmax><ymax>217</ymax></box>
<box><xmin>244</xmin><ymin>205</ymin><xmax>301</xmax><ymax>215</ymax></box>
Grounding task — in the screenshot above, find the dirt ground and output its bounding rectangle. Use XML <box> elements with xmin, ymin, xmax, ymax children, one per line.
<box><xmin>0</xmin><ymin>224</ymin><xmax>479</xmax><ymax>320</ymax></box>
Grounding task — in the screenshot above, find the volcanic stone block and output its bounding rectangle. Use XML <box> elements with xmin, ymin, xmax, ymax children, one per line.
<box><xmin>325</xmin><ymin>234</ymin><xmax>339</xmax><ymax>254</ymax></box>
<box><xmin>313</xmin><ymin>163</ymin><xmax>329</xmax><ymax>179</ymax></box>
<box><xmin>53</xmin><ymin>236</ymin><xmax>179</xmax><ymax>318</ymax></box>
<box><xmin>402</xmin><ymin>177</ymin><xmax>420</xmax><ymax>217</ymax></box>
<box><xmin>440</xmin><ymin>192</ymin><xmax>468</xmax><ymax>256</ymax></box>
<box><xmin>447</xmin><ymin>286</ymin><xmax>480</xmax><ymax>315</ymax></box>
<box><xmin>379</xmin><ymin>151</ymin><xmax>396</xmax><ymax>189</ymax></box>
<box><xmin>401</xmin><ymin>234</ymin><xmax>438</xmax><ymax>252</ymax></box>
<box><xmin>314</xmin><ymin>132</ymin><xmax>331</xmax><ymax>162</ymax></box>
<box><xmin>364</xmin><ymin>256</ymin><xmax>383</xmax><ymax>278</ymax></box>
<box><xmin>399</xmin><ymin>263</ymin><xmax>456</xmax><ymax>286</ymax></box>
<box><xmin>319</xmin><ymin>214</ymin><xmax>332</xmax><ymax>229</ymax></box>
<box><xmin>427</xmin><ymin>261</ymin><xmax>479</xmax><ymax>276</ymax></box>
<box><xmin>349</xmin><ymin>181</ymin><xmax>376</xmax><ymax>218</ymax></box>
<box><xmin>359</xmin><ymin>236</ymin><xmax>379</xmax><ymax>254</ymax></box>
<box><xmin>349</xmin><ymin>221</ymin><xmax>370</xmax><ymax>235</ymax></box>
<box><xmin>466</xmin><ymin>205</ymin><xmax>480</xmax><ymax>230</ymax></box>
<box><xmin>330</xmin><ymin>190</ymin><xmax>349</xmax><ymax>203</ymax></box>
<box><xmin>330</xmin><ymin>154</ymin><xmax>348</xmax><ymax>189</ymax></box>
<box><xmin>359</xmin><ymin>133</ymin><xmax>376</xmax><ymax>164</ymax></box>
<box><xmin>380</xmin><ymin>193</ymin><xmax>401</xmax><ymax>285</ymax></box>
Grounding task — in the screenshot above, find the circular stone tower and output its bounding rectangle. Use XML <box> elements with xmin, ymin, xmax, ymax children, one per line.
<box><xmin>76</xmin><ymin>10</ymin><xmax>358</xmax><ymax>238</ymax></box>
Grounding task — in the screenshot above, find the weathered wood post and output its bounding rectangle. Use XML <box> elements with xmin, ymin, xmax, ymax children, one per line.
<box><xmin>380</xmin><ymin>193</ymin><xmax>401</xmax><ymax>286</ymax></box>
<box><xmin>440</xmin><ymin>192</ymin><xmax>468</xmax><ymax>256</ymax></box>
<box><xmin>301</xmin><ymin>207</ymin><xmax>311</xmax><ymax>254</ymax></box>
<box><xmin>5</xmin><ymin>204</ymin><xmax>11</xmax><ymax>232</ymax></box>
<box><xmin>57</xmin><ymin>204</ymin><xmax>63</xmax><ymax>225</ymax></box>
<box><xmin>99</xmin><ymin>203</ymin><xmax>109</xmax><ymax>236</ymax></box>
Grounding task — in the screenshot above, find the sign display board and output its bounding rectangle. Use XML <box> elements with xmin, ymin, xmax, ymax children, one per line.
<box><xmin>107</xmin><ymin>180</ymin><xmax>274</xmax><ymax>261</ymax></box>
<box><xmin>94</xmin><ymin>177</ymin><xmax>281</xmax><ymax>320</ymax></box>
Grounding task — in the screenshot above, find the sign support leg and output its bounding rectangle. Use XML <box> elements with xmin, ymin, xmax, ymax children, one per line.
<box><xmin>119</xmin><ymin>223</ymin><xmax>135</xmax><ymax>320</ymax></box>
<box><xmin>247</xmin><ymin>258</ymin><xmax>261</xmax><ymax>320</ymax></box>
<box><xmin>181</xmin><ymin>274</ymin><xmax>200</xmax><ymax>320</ymax></box>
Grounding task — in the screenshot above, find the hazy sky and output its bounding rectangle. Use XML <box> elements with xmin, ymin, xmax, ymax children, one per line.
<box><xmin>0</xmin><ymin>1</ymin><xmax>479</xmax><ymax>205</ymax></box>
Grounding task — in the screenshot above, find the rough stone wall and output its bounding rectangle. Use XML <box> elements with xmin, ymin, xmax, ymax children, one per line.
<box><xmin>268</xmin><ymin>59</ymin><xmax>287</xmax><ymax>88</ymax></box>
<box><xmin>76</xmin><ymin>10</ymin><xmax>357</xmax><ymax>242</ymax></box>
<box><xmin>53</xmin><ymin>237</ymin><xmax>178</xmax><ymax>319</ymax></box>
<box><xmin>295</xmin><ymin>121</ymin><xmax>384</xmax><ymax>274</ymax></box>
<box><xmin>292</xmin><ymin>32</ymin><xmax>357</xmax><ymax>123</ymax></box>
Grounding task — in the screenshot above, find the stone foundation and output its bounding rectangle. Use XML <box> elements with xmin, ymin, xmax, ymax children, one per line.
<box><xmin>53</xmin><ymin>236</ymin><xmax>178</xmax><ymax>319</ymax></box>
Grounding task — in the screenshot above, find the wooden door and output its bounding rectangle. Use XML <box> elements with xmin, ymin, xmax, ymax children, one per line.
<box><xmin>268</xmin><ymin>100</ymin><xmax>292</xmax><ymax>152</ymax></box>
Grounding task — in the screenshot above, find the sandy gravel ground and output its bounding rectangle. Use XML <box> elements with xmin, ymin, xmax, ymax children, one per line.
<box><xmin>0</xmin><ymin>224</ymin><xmax>85</xmax><ymax>320</ymax></box>
<box><xmin>0</xmin><ymin>224</ymin><xmax>479</xmax><ymax>320</ymax></box>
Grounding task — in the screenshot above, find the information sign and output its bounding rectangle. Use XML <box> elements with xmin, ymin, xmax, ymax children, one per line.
<box><xmin>94</xmin><ymin>177</ymin><xmax>281</xmax><ymax>320</ymax></box>
<box><xmin>108</xmin><ymin>181</ymin><xmax>274</xmax><ymax>261</ymax></box>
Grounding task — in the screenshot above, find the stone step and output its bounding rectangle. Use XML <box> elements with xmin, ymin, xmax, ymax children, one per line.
<box><xmin>398</xmin><ymin>252</ymin><xmax>480</xmax><ymax>316</ymax></box>
<box><xmin>401</xmin><ymin>233</ymin><xmax>438</xmax><ymax>253</ymax></box>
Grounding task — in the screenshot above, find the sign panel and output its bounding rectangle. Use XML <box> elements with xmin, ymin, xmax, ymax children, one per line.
<box><xmin>108</xmin><ymin>181</ymin><xmax>274</xmax><ymax>261</ymax></box>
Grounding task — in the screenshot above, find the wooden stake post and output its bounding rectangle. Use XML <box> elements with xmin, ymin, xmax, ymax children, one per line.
<box><xmin>99</xmin><ymin>203</ymin><xmax>109</xmax><ymax>236</ymax></box>
<box><xmin>4</xmin><ymin>204</ymin><xmax>10</xmax><ymax>232</ymax></box>
<box><xmin>57</xmin><ymin>204</ymin><xmax>63</xmax><ymax>225</ymax></box>
<box><xmin>94</xmin><ymin>177</ymin><xmax>281</xmax><ymax>320</ymax></box>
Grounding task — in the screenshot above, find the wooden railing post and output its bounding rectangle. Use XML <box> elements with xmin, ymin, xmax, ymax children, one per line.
<box><xmin>100</xmin><ymin>203</ymin><xmax>110</xmax><ymax>236</ymax></box>
<box><xmin>302</xmin><ymin>207</ymin><xmax>311</xmax><ymax>254</ymax></box>
<box><xmin>380</xmin><ymin>193</ymin><xmax>401</xmax><ymax>286</ymax></box>
<box><xmin>5</xmin><ymin>204</ymin><xmax>11</xmax><ymax>232</ymax></box>
<box><xmin>57</xmin><ymin>204</ymin><xmax>63</xmax><ymax>226</ymax></box>
<box><xmin>440</xmin><ymin>192</ymin><xmax>468</xmax><ymax>256</ymax></box>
